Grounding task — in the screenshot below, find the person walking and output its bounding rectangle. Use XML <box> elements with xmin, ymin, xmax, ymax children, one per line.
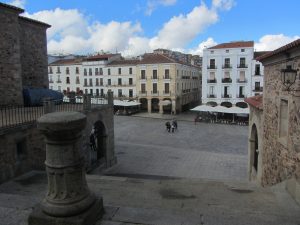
<box><xmin>165</xmin><ymin>121</ymin><xmax>171</xmax><ymax>132</ymax></box>
<box><xmin>172</xmin><ymin>119</ymin><xmax>178</xmax><ymax>130</ymax></box>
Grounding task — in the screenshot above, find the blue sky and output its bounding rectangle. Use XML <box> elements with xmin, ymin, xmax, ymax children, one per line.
<box><xmin>4</xmin><ymin>0</ymin><xmax>300</xmax><ymax>56</ymax></box>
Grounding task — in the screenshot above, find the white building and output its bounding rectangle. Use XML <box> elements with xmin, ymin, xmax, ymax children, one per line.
<box><xmin>251</xmin><ymin>52</ymin><xmax>269</xmax><ymax>96</ymax></box>
<box><xmin>202</xmin><ymin>41</ymin><xmax>265</xmax><ymax>108</ymax></box>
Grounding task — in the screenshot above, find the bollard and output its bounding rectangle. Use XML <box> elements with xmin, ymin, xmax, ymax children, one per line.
<box><xmin>28</xmin><ymin>111</ymin><xmax>103</xmax><ymax>225</ymax></box>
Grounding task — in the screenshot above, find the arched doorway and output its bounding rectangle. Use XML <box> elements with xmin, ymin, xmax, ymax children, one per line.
<box><xmin>250</xmin><ymin>124</ymin><xmax>259</xmax><ymax>174</ymax></box>
<box><xmin>162</xmin><ymin>98</ymin><xmax>172</xmax><ymax>114</ymax></box>
<box><xmin>139</xmin><ymin>98</ymin><xmax>148</xmax><ymax>112</ymax></box>
<box><xmin>236</xmin><ymin>102</ymin><xmax>248</xmax><ymax>108</ymax></box>
<box><xmin>151</xmin><ymin>98</ymin><xmax>159</xmax><ymax>113</ymax></box>
<box><xmin>92</xmin><ymin>121</ymin><xmax>107</xmax><ymax>164</ymax></box>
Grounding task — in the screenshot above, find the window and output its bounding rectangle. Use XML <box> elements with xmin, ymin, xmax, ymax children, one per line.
<box><xmin>209</xmin><ymin>59</ymin><xmax>215</xmax><ymax>68</ymax></box>
<box><xmin>66</xmin><ymin>67</ymin><xmax>69</xmax><ymax>74</ymax></box>
<box><xmin>107</xmin><ymin>79</ymin><xmax>111</xmax><ymax>85</ymax></box>
<box><xmin>239</xmin><ymin>71</ymin><xmax>245</xmax><ymax>81</ymax></box>
<box><xmin>100</xmin><ymin>78</ymin><xmax>103</xmax><ymax>86</ymax></box>
<box><xmin>84</xmin><ymin>79</ymin><xmax>87</xmax><ymax>86</ymax></box>
<box><xmin>224</xmin><ymin>86</ymin><xmax>229</xmax><ymax>97</ymax></box>
<box><xmin>56</xmin><ymin>67</ymin><xmax>61</xmax><ymax>73</ymax></box>
<box><xmin>90</xmin><ymin>89</ymin><xmax>93</xmax><ymax>95</ymax></box>
<box><xmin>118</xmin><ymin>89</ymin><xmax>122</xmax><ymax>97</ymax></box>
<box><xmin>100</xmin><ymin>89</ymin><xmax>104</xmax><ymax>96</ymax></box>
<box><xmin>96</xmin><ymin>78</ymin><xmax>99</xmax><ymax>86</ymax></box>
<box><xmin>57</xmin><ymin>75</ymin><xmax>61</xmax><ymax>82</ymax></box>
<box><xmin>49</xmin><ymin>67</ymin><xmax>53</xmax><ymax>74</ymax></box>
<box><xmin>209</xmin><ymin>86</ymin><xmax>214</xmax><ymax>95</ymax></box>
<box><xmin>100</xmin><ymin>68</ymin><xmax>103</xmax><ymax>75</ymax></box>
<box><xmin>89</xmin><ymin>68</ymin><xmax>92</xmax><ymax>76</ymax></box>
<box><xmin>165</xmin><ymin>69</ymin><xmax>169</xmax><ymax>79</ymax></box>
<box><xmin>279</xmin><ymin>99</ymin><xmax>288</xmax><ymax>141</ymax></box>
<box><xmin>108</xmin><ymin>68</ymin><xmax>111</xmax><ymax>75</ymax></box>
<box><xmin>76</xmin><ymin>76</ymin><xmax>80</xmax><ymax>84</ymax></box>
<box><xmin>239</xmin><ymin>86</ymin><xmax>244</xmax><ymax>98</ymax></box>
<box><xmin>118</xmin><ymin>68</ymin><xmax>121</xmax><ymax>75</ymax></box>
<box><xmin>255</xmin><ymin>64</ymin><xmax>260</xmax><ymax>75</ymax></box>
<box><xmin>85</xmin><ymin>89</ymin><xmax>88</xmax><ymax>94</ymax></box>
<box><xmin>84</xmin><ymin>68</ymin><xmax>87</xmax><ymax>76</ymax></box>
<box><xmin>209</xmin><ymin>72</ymin><xmax>215</xmax><ymax>80</ymax></box>
<box><xmin>96</xmin><ymin>89</ymin><xmax>99</xmax><ymax>96</ymax></box>
<box><xmin>153</xmin><ymin>83</ymin><xmax>158</xmax><ymax>94</ymax></box>
<box><xmin>89</xmin><ymin>78</ymin><xmax>93</xmax><ymax>86</ymax></box>
<box><xmin>66</xmin><ymin>77</ymin><xmax>70</xmax><ymax>84</ymax></box>
<box><xmin>224</xmin><ymin>71</ymin><xmax>230</xmax><ymax>78</ymax></box>
<box><xmin>141</xmin><ymin>70</ymin><xmax>146</xmax><ymax>79</ymax></box>
<box><xmin>153</xmin><ymin>70</ymin><xmax>158</xmax><ymax>79</ymax></box>
<box><xmin>95</xmin><ymin>68</ymin><xmax>99</xmax><ymax>75</ymax></box>
<box><xmin>67</xmin><ymin>87</ymin><xmax>70</xmax><ymax>93</ymax></box>
<box><xmin>255</xmin><ymin>82</ymin><xmax>260</xmax><ymax>90</ymax></box>
<box><xmin>241</xmin><ymin>49</ymin><xmax>245</xmax><ymax>52</ymax></box>
<box><xmin>118</xmin><ymin>78</ymin><xmax>122</xmax><ymax>85</ymax></box>
<box><xmin>224</xmin><ymin>58</ymin><xmax>230</xmax><ymax>68</ymax></box>
<box><xmin>129</xmin><ymin>89</ymin><xmax>133</xmax><ymax>97</ymax></box>
<box><xmin>141</xmin><ymin>83</ymin><xmax>146</xmax><ymax>93</ymax></box>
<box><xmin>239</xmin><ymin>57</ymin><xmax>246</xmax><ymax>67</ymax></box>
<box><xmin>210</xmin><ymin>50</ymin><xmax>214</xmax><ymax>54</ymax></box>
<box><xmin>76</xmin><ymin>67</ymin><xmax>79</xmax><ymax>74</ymax></box>
<box><xmin>164</xmin><ymin>83</ymin><xmax>170</xmax><ymax>94</ymax></box>
<box><xmin>129</xmin><ymin>67</ymin><xmax>132</xmax><ymax>74</ymax></box>
<box><xmin>129</xmin><ymin>78</ymin><xmax>133</xmax><ymax>85</ymax></box>
<box><xmin>226</xmin><ymin>49</ymin><xmax>229</xmax><ymax>53</ymax></box>
<box><xmin>49</xmin><ymin>75</ymin><xmax>53</xmax><ymax>83</ymax></box>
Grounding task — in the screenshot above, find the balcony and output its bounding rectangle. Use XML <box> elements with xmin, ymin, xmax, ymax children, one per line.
<box><xmin>139</xmin><ymin>91</ymin><xmax>147</xmax><ymax>96</ymax></box>
<box><xmin>207</xmin><ymin>94</ymin><xmax>216</xmax><ymax>98</ymax></box>
<box><xmin>207</xmin><ymin>65</ymin><xmax>217</xmax><ymax>69</ymax></box>
<box><xmin>151</xmin><ymin>91</ymin><xmax>159</xmax><ymax>96</ymax></box>
<box><xmin>163</xmin><ymin>91</ymin><xmax>171</xmax><ymax>96</ymax></box>
<box><xmin>207</xmin><ymin>79</ymin><xmax>216</xmax><ymax>83</ymax></box>
<box><xmin>254</xmin><ymin>72</ymin><xmax>262</xmax><ymax>76</ymax></box>
<box><xmin>56</xmin><ymin>80</ymin><xmax>62</xmax><ymax>83</ymax></box>
<box><xmin>236</xmin><ymin>94</ymin><xmax>245</xmax><ymax>98</ymax></box>
<box><xmin>222</xmin><ymin>94</ymin><xmax>231</xmax><ymax>98</ymax></box>
<box><xmin>49</xmin><ymin>80</ymin><xmax>54</xmax><ymax>83</ymax></box>
<box><xmin>253</xmin><ymin>87</ymin><xmax>263</xmax><ymax>92</ymax></box>
<box><xmin>222</xmin><ymin>64</ymin><xmax>232</xmax><ymax>69</ymax></box>
<box><xmin>140</xmin><ymin>76</ymin><xmax>147</xmax><ymax>81</ymax></box>
<box><xmin>151</xmin><ymin>76</ymin><xmax>159</xmax><ymax>81</ymax></box>
<box><xmin>236</xmin><ymin>78</ymin><xmax>247</xmax><ymax>83</ymax></box>
<box><xmin>237</xmin><ymin>64</ymin><xmax>248</xmax><ymax>68</ymax></box>
<box><xmin>222</xmin><ymin>78</ymin><xmax>232</xmax><ymax>83</ymax></box>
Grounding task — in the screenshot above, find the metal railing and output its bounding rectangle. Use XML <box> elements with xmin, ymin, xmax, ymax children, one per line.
<box><xmin>207</xmin><ymin>79</ymin><xmax>216</xmax><ymax>83</ymax></box>
<box><xmin>0</xmin><ymin>94</ymin><xmax>111</xmax><ymax>132</ymax></box>
<box><xmin>222</xmin><ymin>78</ymin><xmax>232</xmax><ymax>83</ymax></box>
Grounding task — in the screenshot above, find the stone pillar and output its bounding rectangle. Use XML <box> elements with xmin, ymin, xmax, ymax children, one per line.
<box><xmin>107</xmin><ymin>90</ymin><xmax>113</xmax><ymax>106</ymax></box>
<box><xmin>147</xmin><ymin>99</ymin><xmax>152</xmax><ymax>113</ymax></box>
<box><xmin>159</xmin><ymin>101</ymin><xmax>163</xmax><ymax>114</ymax></box>
<box><xmin>28</xmin><ymin>111</ymin><xmax>103</xmax><ymax>225</ymax></box>
<box><xmin>83</xmin><ymin>95</ymin><xmax>91</xmax><ymax>111</ymax></box>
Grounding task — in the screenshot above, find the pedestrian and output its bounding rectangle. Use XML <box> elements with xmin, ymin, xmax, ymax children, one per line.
<box><xmin>165</xmin><ymin>121</ymin><xmax>171</xmax><ymax>132</ymax></box>
<box><xmin>172</xmin><ymin>119</ymin><xmax>177</xmax><ymax>130</ymax></box>
<box><xmin>171</xmin><ymin>123</ymin><xmax>175</xmax><ymax>133</ymax></box>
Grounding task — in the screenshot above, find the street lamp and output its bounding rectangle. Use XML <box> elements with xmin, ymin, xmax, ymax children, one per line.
<box><xmin>281</xmin><ymin>65</ymin><xmax>298</xmax><ymax>91</ymax></box>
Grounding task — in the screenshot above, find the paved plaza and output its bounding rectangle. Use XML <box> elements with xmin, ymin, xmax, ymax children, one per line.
<box><xmin>101</xmin><ymin>114</ymin><xmax>249</xmax><ymax>181</ymax></box>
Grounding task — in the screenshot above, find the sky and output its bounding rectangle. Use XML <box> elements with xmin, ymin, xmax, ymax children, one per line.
<box><xmin>4</xmin><ymin>0</ymin><xmax>300</xmax><ymax>56</ymax></box>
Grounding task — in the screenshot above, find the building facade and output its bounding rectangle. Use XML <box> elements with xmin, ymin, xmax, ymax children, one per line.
<box><xmin>246</xmin><ymin>39</ymin><xmax>300</xmax><ymax>204</ymax></box>
<box><xmin>48</xmin><ymin>51</ymin><xmax>202</xmax><ymax>114</ymax></box>
<box><xmin>202</xmin><ymin>41</ymin><xmax>266</xmax><ymax>108</ymax></box>
<box><xmin>0</xmin><ymin>2</ymin><xmax>50</xmax><ymax>106</ymax></box>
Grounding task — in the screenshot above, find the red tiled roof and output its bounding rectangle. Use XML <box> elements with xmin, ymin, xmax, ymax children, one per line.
<box><xmin>137</xmin><ymin>53</ymin><xmax>176</xmax><ymax>64</ymax></box>
<box><xmin>244</xmin><ymin>95</ymin><xmax>263</xmax><ymax>110</ymax></box>
<box><xmin>85</xmin><ymin>54</ymin><xmax>120</xmax><ymax>61</ymax></box>
<box><xmin>208</xmin><ymin>41</ymin><xmax>254</xmax><ymax>49</ymax></box>
<box><xmin>108</xmin><ymin>59</ymin><xmax>139</xmax><ymax>66</ymax></box>
<box><xmin>256</xmin><ymin>39</ymin><xmax>300</xmax><ymax>61</ymax></box>
<box><xmin>254</xmin><ymin>51</ymin><xmax>271</xmax><ymax>59</ymax></box>
<box><xmin>0</xmin><ymin>2</ymin><xmax>24</xmax><ymax>13</ymax></box>
<box><xmin>50</xmin><ymin>58</ymin><xmax>83</xmax><ymax>65</ymax></box>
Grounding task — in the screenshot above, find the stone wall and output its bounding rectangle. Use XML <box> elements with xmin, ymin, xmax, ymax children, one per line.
<box><xmin>0</xmin><ymin>124</ymin><xmax>46</xmax><ymax>184</ymax></box>
<box><xmin>0</xmin><ymin>5</ymin><xmax>23</xmax><ymax>105</ymax></box>
<box><xmin>261</xmin><ymin>57</ymin><xmax>300</xmax><ymax>186</ymax></box>
<box><xmin>19</xmin><ymin>17</ymin><xmax>49</xmax><ymax>89</ymax></box>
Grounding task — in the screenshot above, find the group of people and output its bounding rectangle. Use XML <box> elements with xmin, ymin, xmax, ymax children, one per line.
<box><xmin>165</xmin><ymin>119</ymin><xmax>178</xmax><ymax>133</ymax></box>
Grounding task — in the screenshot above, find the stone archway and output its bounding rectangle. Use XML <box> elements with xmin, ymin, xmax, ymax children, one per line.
<box><xmin>162</xmin><ymin>98</ymin><xmax>172</xmax><ymax>114</ymax></box>
<box><xmin>139</xmin><ymin>98</ymin><xmax>148</xmax><ymax>112</ymax></box>
<box><xmin>93</xmin><ymin>121</ymin><xmax>107</xmax><ymax>164</ymax></box>
<box><xmin>250</xmin><ymin>124</ymin><xmax>259</xmax><ymax>176</ymax></box>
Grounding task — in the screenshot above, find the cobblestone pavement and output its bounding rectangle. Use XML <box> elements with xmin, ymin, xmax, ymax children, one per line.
<box><xmin>102</xmin><ymin>114</ymin><xmax>249</xmax><ymax>181</ymax></box>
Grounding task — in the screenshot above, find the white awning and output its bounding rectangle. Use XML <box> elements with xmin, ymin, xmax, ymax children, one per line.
<box><xmin>160</xmin><ymin>100</ymin><xmax>172</xmax><ymax>106</ymax></box>
<box><xmin>114</xmin><ymin>100</ymin><xmax>141</xmax><ymax>107</ymax></box>
<box><xmin>190</xmin><ymin>105</ymin><xmax>249</xmax><ymax>114</ymax></box>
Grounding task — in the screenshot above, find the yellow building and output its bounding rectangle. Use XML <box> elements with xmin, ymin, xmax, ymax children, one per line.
<box><xmin>136</xmin><ymin>53</ymin><xmax>201</xmax><ymax>114</ymax></box>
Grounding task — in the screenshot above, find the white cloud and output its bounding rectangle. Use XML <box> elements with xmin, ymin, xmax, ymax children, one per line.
<box><xmin>146</xmin><ymin>0</ymin><xmax>177</xmax><ymax>16</ymax></box>
<box><xmin>255</xmin><ymin>34</ymin><xmax>300</xmax><ymax>51</ymax></box>
<box><xmin>149</xmin><ymin>2</ymin><xmax>218</xmax><ymax>49</ymax></box>
<box><xmin>212</xmin><ymin>0</ymin><xmax>235</xmax><ymax>11</ymax></box>
<box><xmin>21</xmin><ymin>1</ymin><xmax>234</xmax><ymax>56</ymax></box>
<box><xmin>7</xmin><ymin>0</ymin><xmax>26</xmax><ymax>9</ymax></box>
<box><xmin>188</xmin><ymin>37</ymin><xmax>218</xmax><ymax>56</ymax></box>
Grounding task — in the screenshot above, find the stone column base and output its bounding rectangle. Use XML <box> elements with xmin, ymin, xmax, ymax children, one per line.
<box><xmin>28</xmin><ymin>197</ymin><xmax>104</xmax><ymax>225</ymax></box>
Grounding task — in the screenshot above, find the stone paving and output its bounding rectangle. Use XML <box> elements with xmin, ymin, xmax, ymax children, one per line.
<box><xmin>100</xmin><ymin>114</ymin><xmax>249</xmax><ymax>181</ymax></box>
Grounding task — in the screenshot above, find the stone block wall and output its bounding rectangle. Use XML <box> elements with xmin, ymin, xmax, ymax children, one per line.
<box><xmin>0</xmin><ymin>5</ymin><xmax>24</xmax><ymax>105</ymax></box>
<box><xmin>19</xmin><ymin>17</ymin><xmax>49</xmax><ymax>89</ymax></box>
<box><xmin>262</xmin><ymin>58</ymin><xmax>300</xmax><ymax>186</ymax></box>
<box><xmin>0</xmin><ymin>124</ymin><xmax>46</xmax><ymax>184</ymax></box>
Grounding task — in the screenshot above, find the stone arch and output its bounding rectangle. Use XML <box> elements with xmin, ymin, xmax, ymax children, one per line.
<box><xmin>139</xmin><ymin>98</ymin><xmax>148</xmax><ymax>111</ymax></box>
<box><xmin>221</xmin><ymin>102</ymin><xmax>232</xmax><ymax>108</ymax></box>
<box><xmin>236</xmin><ymin>102</ymin><xmax>248</xmax><ymax>108</ymax></box>
<box><xmin>206</xmin><ymin>101</ymin><xmax>217</xmax><ymax>107</ymax></box>
<box><xmin>151</xmin><ymin>98</ymin><xmax>159</xmax><ymax>113</ymax></box>
<box><xmin>162</xmin><ymin>98</ymin><xmax>172</xmax><ymax>114</ymax></box>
